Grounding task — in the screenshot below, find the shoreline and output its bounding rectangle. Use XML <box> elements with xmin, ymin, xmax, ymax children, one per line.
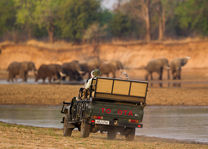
<box><xmin>0</xmin><ymin>121</ymin><xmax>207</xmax><ymax>149</ymax></box>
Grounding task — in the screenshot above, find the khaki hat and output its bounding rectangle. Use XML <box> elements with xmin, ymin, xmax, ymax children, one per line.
<box><xmin>91</xmin><ymin>69</ymin><xmax>101</xmax><ymax>77</ymax></box>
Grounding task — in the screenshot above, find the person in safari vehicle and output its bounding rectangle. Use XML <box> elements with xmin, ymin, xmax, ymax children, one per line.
<box><xmin>79</xmin><ymin>69</ymin><xmax>101</xmax><ymax>99</ymax></box>
<box><xmin>84</xmin><ymin>69</ymin><xmax>101</xmax><ymax>89</ymax></box>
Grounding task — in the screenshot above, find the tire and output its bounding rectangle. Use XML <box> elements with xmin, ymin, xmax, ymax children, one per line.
<box><xmin>80</xmin><ymin>120</ymin><xmax>90</xmax><ymax>138</ymax></box>
<box><xmin>107</xmin><ymin>129</ymin><xmax>116</xmax><ymax>140</ymax></box>
<box><xmin>63</xmin><ymin>116</ymin><xmax>73</xmax><ymax>136</ymax></box>
<box><xmin>125</xmin><ymin>128</ymin><xmax>135</xmax><ymax>141</ymax></box>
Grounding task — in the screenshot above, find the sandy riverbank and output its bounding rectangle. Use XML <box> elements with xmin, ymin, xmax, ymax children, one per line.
<box><xmin>0</xmin><ymin>84</ymin><xmax>208</xmax><ymax>106</ymax></box>
<box><xmin>0</xmin><ymin>122</ymin><xmax>207</xmax><ymax>149</ymax></box>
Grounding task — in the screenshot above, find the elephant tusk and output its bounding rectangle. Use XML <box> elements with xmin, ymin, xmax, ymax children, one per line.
<box><xmin>59</xmin><ymin>72</ymin><xmax>66</xmax><ymax>77</ymax></box>
<box><xmin>186</xmin><ymin>56</ymin><xmax>191</xmax><ymax>60</ymax></box>
<box><xmin>165</xmin><ymin>66</ymin><xmax>170</xmax><ymax>70</ymax></box>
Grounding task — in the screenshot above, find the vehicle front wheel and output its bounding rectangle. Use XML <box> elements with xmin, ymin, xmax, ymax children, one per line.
<box><xmin>125</xmin><ymin>128</ymin><xmax>135</xmax><ymax>141</ymax></box>
<box><xmin>80</xmin><ymin>120</ymin><xmax>90</xmax><ymax>138</ymax></box>
<box><xmin>63</xmin><ymin>116</ymin><xmax>73</xmax><ymax>136</ymax></box>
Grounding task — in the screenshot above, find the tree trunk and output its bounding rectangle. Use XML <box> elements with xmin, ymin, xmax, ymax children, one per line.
<box><xmin>158</xmin><ymin>13</ymin><xmax>163</xmax><ymax>40</ymax></box>
<box><xmin>144</xmin><ymin>0</ymin><xmax>151</xmax><ymax>42</ymax></box>
<box><xmin>162</xmin><ymin>9</ymin><xmax>166</xmax><ymax>39</ymax></box>
<box><xmin>48</xmin><ymin>23</ymin><xmax>54</xmax><ymax>43</ymax></box>
<box><xmin>158</xmin><ymin>1</ymin><xmax>165</xmax><ymax>41</ymax></box>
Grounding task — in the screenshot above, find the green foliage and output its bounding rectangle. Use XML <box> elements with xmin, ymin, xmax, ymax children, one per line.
<box><xmin>14</xmin><ymin>0</ymin><xmax>36</xmax><ymax>25</ymax></box>
<box><xmin>1</xmin><ymin>0</ymin><xmax>208</xmax><ymax>41</ymax></box>
<box><xmin>0</xmin><ymin>0</ymin><xmax>16</xmax><ymax>35</ymax></box>
<box><xmin>175</xmin><ymin>0</ymin><xmax>208</xmax><ymax>35</ymax></box>
<box><xmin>58</xmin><ymin>0</ymin><xmax>101</xmax><ymax>42</ymax></box>
<box><xmin>110</xmin><ymin>12</ymin><xmax>135</xmax><ymax>39</ymax></box>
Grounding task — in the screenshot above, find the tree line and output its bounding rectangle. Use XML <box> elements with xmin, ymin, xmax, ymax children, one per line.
<box><xmin>0</xmin><ymin>0</ymin><xmax>207</xmax><ymax>43</ymax></box>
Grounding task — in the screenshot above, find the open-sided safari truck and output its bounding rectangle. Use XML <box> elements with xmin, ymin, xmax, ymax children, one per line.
<box><xmin>61</xmin><ymin>77</ymin><xmax>148</xmax><ymax>141</ymax></box>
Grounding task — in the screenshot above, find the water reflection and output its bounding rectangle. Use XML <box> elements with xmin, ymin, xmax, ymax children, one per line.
<box><xmin>0</xmin><ymin>105</ymin><xmax>207</xmax><ymax>143</ymax></box>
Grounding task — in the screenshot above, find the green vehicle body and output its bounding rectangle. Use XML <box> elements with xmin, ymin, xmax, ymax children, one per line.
<box><xmin>61</xmin><ymin>77</ymin><xmax>148</xmax><ymax>140</ymax></box>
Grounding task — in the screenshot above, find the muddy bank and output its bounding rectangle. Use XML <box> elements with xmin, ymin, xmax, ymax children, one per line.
<box><xmin>0</xmin><ymin>122</ymin><xmax>207</xmax><ymax>149</ymax></box>
<box><xmin>1</xmin><ymin>40</ymin><xmax>208</xmax><ymax>70</ymax></box>
<box><xmin>0</xmin><ymin>84</ymin><xmax>208</xmax><ymax>105</ymax></box>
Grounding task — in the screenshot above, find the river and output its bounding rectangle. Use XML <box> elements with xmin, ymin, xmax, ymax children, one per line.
<box><xmin>0</xmin><ymin>105</ymin><xmax>207</xmax><ymax>143</ymax></box>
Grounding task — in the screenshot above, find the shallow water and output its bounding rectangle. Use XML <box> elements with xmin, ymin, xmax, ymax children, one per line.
<box><xmin>0</xmin><ymin>105</ymin><xmax>207</xmax><ymax>143</ymax></box>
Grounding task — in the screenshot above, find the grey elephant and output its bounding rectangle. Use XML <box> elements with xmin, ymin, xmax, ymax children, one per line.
<box><xmin>78</xmin><ymin>58</ymin><xmax>102</xmax><ymax>79</ymax></box>
<box><xmin>111</xmin><ymin>60</ymin><xmax>124</xmax><ymax>70</ymax></box>
<box><xmin>170</xmin><ymin>56</ymin><xmax>190</xmax><ymax>86</ymax></box>
<box><xmin>79</xmin><ymin>62</ymin><xmax>91</xmax><ymax>79</ymax></box>
<box><xmin>99</xmin><ymin>62</ymin><xmax>117</xmax><ymax>78</ymax></box>
<box><xmin>7</xmin><ymin>61</ymin><xmax>36</xmax><ymax>82</ymax></box>
<box><xmin>35</xmin><ymin>64</ymin><xmax>62</xmax><ymax>83</ymax></box>
<box><xmin>145</xmin><ymin>58</ymin><xmax>170</xmax><ymax>87</ymax></box>
<box><xmin>61</xmin><ymin>61</ymin><xmax>83</xmax><ymax>81</ymax></box>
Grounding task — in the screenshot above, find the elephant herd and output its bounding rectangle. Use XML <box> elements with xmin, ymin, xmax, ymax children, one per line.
<box><xmin>145</xmin><ymin>56</ymin><xmax>191</xmax><ymax>87</ymax></box>
<box><xmin>7</xmin><ymin>58</ymin><xmax>124</xmax><ymax>83</ymax></box>
<box><xmin>7</xmin><ymin>56</ymin><xmax>190</xmax><ymax>86</ymax></box>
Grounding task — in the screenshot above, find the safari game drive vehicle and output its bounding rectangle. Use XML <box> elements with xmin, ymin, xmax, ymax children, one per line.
<box><xmin>61</xmin><ymin>77</ymin><xmax>148</xmax><ymax>140</ymax></box>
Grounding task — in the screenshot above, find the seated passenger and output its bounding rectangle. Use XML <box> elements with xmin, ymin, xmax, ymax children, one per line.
<box><xmin>79</xmin><ymin>69</ymin><xmax>101</xmax><ymax>99</ymax></box>
<box><xmin>84</xmin><ymin>69</ymin><xmax>101</xmax><ymax>89</ymax></box>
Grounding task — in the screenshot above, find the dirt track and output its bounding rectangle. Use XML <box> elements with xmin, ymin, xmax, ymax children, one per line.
<box><xmin>0</xmin><ymin>122</ymin><xmax>207</xmax><ymax>149</ymax></box>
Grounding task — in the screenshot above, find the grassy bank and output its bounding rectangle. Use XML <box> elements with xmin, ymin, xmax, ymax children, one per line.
<box><xmin>0</xmin><ymin>122</ymin><xmax>207</xmax><ymax>149</ymax></box>
<box><xmin>0</xmin><ymin>84</ymin><xmax>208</xmax><ymax>105</ymax></box>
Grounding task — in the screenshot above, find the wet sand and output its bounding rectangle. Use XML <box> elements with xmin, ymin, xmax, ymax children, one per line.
<box><xmin>0</xmin><ymin>122</ymin><xmax>207</xmax><ymax>149</ymax></box>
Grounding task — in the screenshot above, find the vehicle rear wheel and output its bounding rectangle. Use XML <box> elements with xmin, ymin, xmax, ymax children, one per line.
<box><xmin>80</xmin><ymin>120</ymin><xmax>90</xmax><ymax>138</ymax></box>
<box><xmin>107</xmin><ymin>129</ymin><xmax>116</xmax><ymax>140</ymax></box>
<box><xmin>63</xmin><ymin>116</ymin><xmax>73</xmax><ymax>136</ymax></box>
<box><xmin>125</xmin><ymin>128</ymin><xmax>135</xmax><ymax>141</ymax></box>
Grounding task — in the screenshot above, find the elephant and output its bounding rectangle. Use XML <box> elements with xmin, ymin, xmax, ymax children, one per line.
<box><xmin>79</xmin><ymin>58</ymin><xmax>103</xmax><ymax>79</ymax></box>
<box><xmin>48</xmin><ymin>64</ymin><xmax>63</xmax><ymax>81</ymax></box>
<box><xmin>145</xmin><ymin>58</ymin><xmax>170</xmax><ymax>87</ymax></box>
<box><xmin>99</xmin><ymin>62</ymin><xmax>117</xmax><ymax>78</ymax></box>
<box><xmin>111</xmin><ymin>60</ymin><xmax>124</xmax><ymax>70</ymax></box>
<box><xmin>35</xmin><ymin>64</ymin><xmax>63</xmax><ymax>83</ymax></box>
<box><xmin>79</xmin><ymin>62</ymin><xmax>91</xmax><ymax>79</ymax></box>
<box><xmin>7</xmin><ymin>61</ymin><xmax>36</xmax><ymax>82</ymax></box>
<box><xmin>170</xmin><ymin>56</ymin><xmax>191</xmax><ymax>86</ymax></box>
<box><xmin>61</xmin><ymin>61</ymin><xmax>83</xmax><ymax>81</ymax></box>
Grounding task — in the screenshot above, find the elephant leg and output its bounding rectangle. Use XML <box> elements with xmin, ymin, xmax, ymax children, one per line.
<box><xmin>48</xmin><ymin>76</ymin><xmax>52</xmax><ymax>83</ymax></box>
<box><xmin>150</xmin><ymin>73</ymin><xmax>153</xmax><ymax>87</ymax></box>
<box><xmin>24</xmin><ymin>72</ymin><xmax>28</xmax><ymax>82</ymax></box>
<box><xmin>42</xmin><ymin>78</ymin><xmax>46</xmax><ymax>84</ymax></box>
<box><xmin>158</xmin><ymin>68</ymin><xmax>163</xmax><ymax>88</ymax></box>
<box><xmin>176</xmin><ymin>67</ymin><xmax>182</xmax><ymax>87</ymax></box>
